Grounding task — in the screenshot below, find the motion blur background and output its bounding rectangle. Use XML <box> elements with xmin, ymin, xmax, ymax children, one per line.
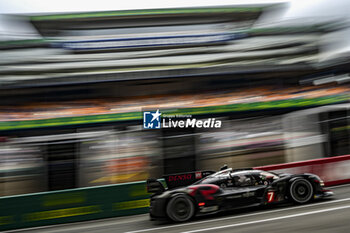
<box><xmin>1</xmin><ymin>0</ymin><xmax>350</xmax><ymax>198</ymax></box>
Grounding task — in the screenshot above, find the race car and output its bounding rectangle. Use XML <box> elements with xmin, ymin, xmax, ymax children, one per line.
<box><xmin>146</xmin><ymin>166</ymin><xmax>333</xmax><ymax>222</ymax></box>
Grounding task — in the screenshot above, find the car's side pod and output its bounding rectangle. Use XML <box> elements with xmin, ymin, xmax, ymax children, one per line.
<box><xmin>146</xmin><ymin>179</ymin><xmax>165</xmax><ymax>195</ymax></box>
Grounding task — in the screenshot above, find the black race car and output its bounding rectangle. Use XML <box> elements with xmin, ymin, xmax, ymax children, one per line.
<box><xmin>146</xmin><ymin>167</ymin><xmax>333</xmax><ymax>222</ymax></box>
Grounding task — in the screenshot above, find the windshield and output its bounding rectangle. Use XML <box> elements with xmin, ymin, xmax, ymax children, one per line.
<box><xmin>193</xmin><ymin>168</ymin><xmax>232</xmax><ymax>185</ymax></box>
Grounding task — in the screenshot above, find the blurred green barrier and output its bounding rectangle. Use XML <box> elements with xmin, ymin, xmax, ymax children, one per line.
<box><xmin>0</xmin><ymin>180</ymin><xmax>158</xmax><ymax>231</ymax></box>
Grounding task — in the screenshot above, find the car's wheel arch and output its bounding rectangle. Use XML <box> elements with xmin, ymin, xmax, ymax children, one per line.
<box><xmin>167</xmin><ymin>192</ymin><xmax>197</xmax><ymax>204</ymax></box>
<box><xmin>289</xmin><ymin>176</ymin><xmax>318</xmax><ymax>193</ymax></box>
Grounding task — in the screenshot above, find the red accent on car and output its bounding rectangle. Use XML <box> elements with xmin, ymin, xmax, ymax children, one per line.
<box><xmin>188</xmin><ymin>184</ymin><xmax>220</xmax><ymax>200</ymax></box>
<box><xmin>198</xmin><ymin>202</ymin><xmax>205</xmax><ymax>206</ymax></box>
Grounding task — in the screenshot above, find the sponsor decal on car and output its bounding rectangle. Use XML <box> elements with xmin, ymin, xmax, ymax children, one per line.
<box><xmin>168</xmin><ymin>174</ymin><xmax>192</xmax><ymax>181</ymax></box>
<box><xmin>195</xmin><ymin>172</ymin><xmax>202</xmax><ymax>179</ymax></box>
<box><xmin>199</xmin><ymin>205</ymin><xmax>219</xmax><ymax>213</ymax></box>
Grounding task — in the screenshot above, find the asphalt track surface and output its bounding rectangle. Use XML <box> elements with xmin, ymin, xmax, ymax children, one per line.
<box><xmin>9</xmin><ymin>184</ymin><xmax>350</xmax><ymax>233</ymax></box>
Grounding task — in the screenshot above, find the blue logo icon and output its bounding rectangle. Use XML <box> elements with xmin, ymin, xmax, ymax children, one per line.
<box><xmin>143</xmin><ymin>109</ymin><xmax>161</xmax><ymax>129</ymax></box>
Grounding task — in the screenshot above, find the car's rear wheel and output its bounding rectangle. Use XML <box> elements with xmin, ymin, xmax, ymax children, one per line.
<box><xmin>166</xmin><ymin>194</ymin><xmax>195</xmax><ymax>222</ymax></box>
<box><xmin>289</xmin><ymin>179</ymin><xmax>313</xmax><ymax>204</ymax></box>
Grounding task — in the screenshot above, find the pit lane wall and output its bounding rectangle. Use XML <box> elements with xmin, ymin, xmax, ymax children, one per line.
<box><xmin>0</xmin><ymin>181</ymin><xmax>153</xmax><ymax>231</ymax></box>
<box><xmin>254</xmin><ymin>154</ymin><xmax>350</xmax><ymax>186</ymax></box>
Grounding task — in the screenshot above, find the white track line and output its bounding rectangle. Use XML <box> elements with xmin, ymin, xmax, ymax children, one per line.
<box><xmin>124</xmin><ymin>197</ymin><xmax>350</xmax><ymax>233</ymax></box>
<box><xmin>182</xmin><ymin>204</ymin><xmax>350</xmax><ymax>233</ymax></box>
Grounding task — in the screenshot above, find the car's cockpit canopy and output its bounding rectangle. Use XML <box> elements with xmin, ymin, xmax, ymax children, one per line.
<box><xmin>194</xmin><ymin>168</ymin><xmax>279</xmax><ymax>188</ymax></box>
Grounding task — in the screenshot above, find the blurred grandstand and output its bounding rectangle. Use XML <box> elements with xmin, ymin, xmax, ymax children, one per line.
<box><xmin>1</xmin><ymin>2</ymin><xmax>350</xmax><ymax>197</ymax></box>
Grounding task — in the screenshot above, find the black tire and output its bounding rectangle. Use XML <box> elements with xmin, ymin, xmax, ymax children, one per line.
<box><xmin>289</xmin><ymin>179</ymin><xmax>313</xmax><ymax>204</ymax></box>
<box><xmin>166</xmin><ymin>194</ymin><xmax>195</xmax><ymax>222</ymax></box>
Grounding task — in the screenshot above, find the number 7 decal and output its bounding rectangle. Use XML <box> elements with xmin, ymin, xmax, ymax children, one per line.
<box><xmin>267</xmin><ymin>191</ymin><xmax>274</xmax><ymax>203</ymax></box>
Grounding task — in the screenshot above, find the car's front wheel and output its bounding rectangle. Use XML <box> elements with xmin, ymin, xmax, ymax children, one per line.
<box><xmin>289</xmin><ymin>178</ymin><xmax>313</xmax><ymax>204</ymax></box>
<box><xmin>166</xmin><ymin>194</ymin><xmax>195</xmax><ymax>222</ymax></box>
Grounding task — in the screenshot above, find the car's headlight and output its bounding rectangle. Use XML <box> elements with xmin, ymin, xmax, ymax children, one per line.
<box><xmin>313</xmin><ymin>175</ymin><xmax>325</xmax><ymax>186</ymax></box>
<box><xmin>320</xmin><ymin>180</ymin><xmax>325</xmax><ymax>186</ymax></box>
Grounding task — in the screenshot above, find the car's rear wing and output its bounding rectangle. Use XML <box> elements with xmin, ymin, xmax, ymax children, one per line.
<box><xmin>163</xmin><ymin>170</ymin><xmax>215</xmax><ymax>189</ymax></box>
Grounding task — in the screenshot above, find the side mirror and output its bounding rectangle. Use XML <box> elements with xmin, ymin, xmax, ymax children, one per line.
<box><xmin>220</xmin><ymin>164</ymin><xmax>228</xmax><ymax>171</ymax></box>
